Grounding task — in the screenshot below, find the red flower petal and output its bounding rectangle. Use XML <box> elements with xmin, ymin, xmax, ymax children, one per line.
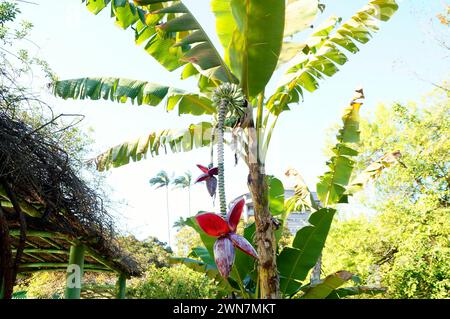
<box><xmin>229</xmin><ymin>233</ymin><xmax>258</xmax><ymax>259</ymax></box>
<box><xmin>214</xmin><ymin>237</ymin><xmax>235</xmax><ymax>278</ymax></box>
<box><xmin>227</xmin><ymin>198</ymin><xmax>245</xmax><ymax>232</ymax></box>
<box><xmin>208</xmin><ymin>167</ymin><xmax>218</xmax><ymax>176</ymax></box>
<box><xmin>195</xmin><ymin>213</ymin><xmax>230</xmax><ymax>237</ymax></box>
<box><xmin>197</xmin><ymin>164</ymin><xmax>209</xmax><ymax>173</ymax></box>
<box><xmin>194</xmin><ymin>173</ymin><xmax>210</xmax><ymax>184</ymax></box>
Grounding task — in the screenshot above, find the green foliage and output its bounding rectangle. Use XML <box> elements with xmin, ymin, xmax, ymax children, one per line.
<box><xmin>170</xmin><ymin>248</ymin><xmax>229</xmax><ymax>290</ymax></box>
<box><xmin>323</xmin><ymin>87</ymin><xmax>450</xmax><ymax>299</ymax></box>
<box><xmin>300</xmin><ymin>270</ymin><xmax>353</xmax><ymax>299</ymax></box>
<box><xmin>149</xmin><ymin>170</ymin><xmax>171</xmax><ymax>189</ymax></box>
<box><xmin>357</xmin><ymin>90</ymin><xmax>450</xmax><ymax>208</ymax></box>
<box><xmin>317</xmin><ymin>98</ymin><xmax>362</xmax><ymax>206</ymax></box>
<box><xmin>127</xmin><ymin>264</ymin><xmax>222</xmax><ymax>299</ymax></box>
<box><xmin>16</xmin><ymin>272</ymin><xmax>66</xmax><ymax>299</ymax></box>
<box><xmin>219</xmin><ymin>0</ymin><xmax>286</xmax><ymax>97</ymax></box>
<box><xmin>0</xmin><ymin>1</ymin><xmax>19</xmax><ymax>26</ymax></box>
<box><xmin>117</xmin><ymin>235</ymin><xmax>172</xmax><ymax>268</ymax></box>
<box><xmin>82</xmin><ymin>0</ymin><xmax>234</xmax><ymax>84</ymax></box>
<box><xmin>16</xmin><ymin>271</ymin><xmax>117</xmax><ymax>299</ymax></box>
<box><xmin>283</xmin><ymin>0</ymin><xmax>319</xmax><ymax>38</ymax></box>
<box><xmin>172</xmin><ymin>172</ymin><xmax>192</xmax><ymax>189</ymax></box>
<box><xmin>323</xmin><ymin>208</ymin><xmax>450</xmax><ymax>299</ymax></box>
<box><xmin>49</xmin><ymin>0</ymin><xmax>400</xmax><ymax>299</ymax></box>
<box><xmin>175</xmin><ymin>225</ymin><xmax>202</xmax><ymax>256</ymax></box>
<box><xmin>53</xmin><ymin>77</ymin><xmax>215</xmax><ymax>115</ymax></box>
<box><xmin>52</xmin><ymin>0</ymin><xmax>399</xmax><ymax>172</ymax></box>
<box><xmin>267</xmin><ymin>175</ymin><xmax>285</xmax><ymax>216</ymax></box>
<box><xmin>267</xmin><ymin>0</ymin><xmax>398</xmax><ymax>114</ymax></box>
<box><xmin>96</xmin><ymin>121</ymin><xmax>213</xmax><ymax>171</ymax></box>
<box><xmin>278</xmin><ymin>208</ymin><xmax>336</xmax><ymax>296</ymax></box>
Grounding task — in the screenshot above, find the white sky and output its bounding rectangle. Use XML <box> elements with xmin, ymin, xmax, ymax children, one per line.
<box><xmin>15</xmin><ymin>0</ymin><xmax>449</xmax><ymax>245</ymax></box>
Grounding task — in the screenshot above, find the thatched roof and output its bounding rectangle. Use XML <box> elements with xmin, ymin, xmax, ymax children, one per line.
<box><xmin>0</xmin><ymin>112</ymin><xmax>141</xmax><ymax>277</ymax></box>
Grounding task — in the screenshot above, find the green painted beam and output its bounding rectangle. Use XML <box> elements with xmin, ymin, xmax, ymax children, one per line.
<box><xmin>116</xmin><ymin>273</ymin><xmax>126</xmax><ymax>299</ymax></box>
<box><xmin>65</xmin><ymin>244</ymin><xmax>85</xmax><ymax>299</ymax></box>
<box><xmin>12</xmin><ymin>229</ymin><xmax>120</xmax><ymax>275</ymax></box>
<box><xmin>20</xmin><ymin>262</ymin><xmax>109</xmax><ymax>270</ymax></box>
<box><xmin>18</xmin><ymin>268</ymin><xmax>114</xmax><ymax>274</ymax></box>
<box><xmin>38</xmin><ymin>237</ymin><xmax>63</xmax><ymax>249</ymax></box>
<box><xmin>9</xmin><ymin>229</ymin><xmax>66</xmax><ymax>239</ymax></box>
<box><xmin>23</xmin><ymin>252</ymin><xmax>46</xmax><ymax>263</ymax></box>
<box><xmin>12</xmin><ymin>248</ymin><xmax>69</xmax><ymax>255</ymax></box>
<box><xmin>9</xmin><ymin>228</ymin><xmax>127</xmax><ymax>278</ymax></box>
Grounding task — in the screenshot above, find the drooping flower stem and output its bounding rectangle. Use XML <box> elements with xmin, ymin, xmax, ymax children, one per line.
<box><xmin>217</xmin><ymin>99</ymin><xmax>227</xmax><ymax>215</ymax></box>
<box><xmin>213</xmin><ymin>83</ymin><xmax>244</xmax><ymax>216</ymax></box>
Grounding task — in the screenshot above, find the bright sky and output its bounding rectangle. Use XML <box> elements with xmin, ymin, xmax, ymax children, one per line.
<box><xmin>16</xmin><ymin>0</ymin><xmax>449</xmax><ymax>245</ymax></box>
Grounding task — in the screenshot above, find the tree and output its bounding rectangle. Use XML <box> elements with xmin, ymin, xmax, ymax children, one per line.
<box><xmin>322</xmin><ymin>85</ymin><xmax>450</xmax><ymax>298</ymax></box>
<box><xmin>118</xmin><ymin>235</ymin><xmax>172</xmax><ymax>268</ymax></box>
<box><xmin>149</xmin><ymin>170</ymin><xmax>172</xmax><ymax>247</ymax></box>
<box><xmin>52</xmin><ymin>0</ymin><xmax>399</xmax><ymax>298</ymax></box>
<box><xmin>172</xmin><ymin>171</ymin><xmax>192</xmax><ymax>215</ymax></box>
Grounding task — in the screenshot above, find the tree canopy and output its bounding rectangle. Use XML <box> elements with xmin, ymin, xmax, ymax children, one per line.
<box><xmin>322</xmin><ymin>85</ymin><xmax>450</xmax><ymax>298</ymax></box>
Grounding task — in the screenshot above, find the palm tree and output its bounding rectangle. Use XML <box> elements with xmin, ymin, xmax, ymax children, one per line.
<box><xmin>172</xmin><ymin>171</ymin><xmax>192</xmax><ymax>216</ymax></box>
<box><xmin>149</xmin><ymin>170</ymin><xmax>171</xmax><ymax>247</ymax></box>
<box><xmin>53</xmin><ymin>0</ymin><xmax>399</xmax><ymax>298</ymax></box>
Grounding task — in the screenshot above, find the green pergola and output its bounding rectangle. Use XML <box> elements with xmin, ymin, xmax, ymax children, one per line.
<box><xmin>0</xmin><ymin>190</ymin><xmax>140</xmax><ymax>300</ymax></box>
<box><xmin>0</xmin><ymin>114</ymin><xmax>140</xmax><ymax>300</ymax></box>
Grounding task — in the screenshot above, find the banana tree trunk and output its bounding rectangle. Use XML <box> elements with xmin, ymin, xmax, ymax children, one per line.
<box><xmin>248</xmin><ymin>163</ymin><xmax>280</xmax><ymax>299</ymax></box>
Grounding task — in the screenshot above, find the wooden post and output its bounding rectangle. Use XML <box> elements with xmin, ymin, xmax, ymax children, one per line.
<box><xmin>65</xmin><ymin>244</ymin><xmax>85</xmax><ymax>299</ymax></box>
<box><xmin>116</xmin><ymin>273</ymin><xmax>126</xmax><ymax>299</ymax></box>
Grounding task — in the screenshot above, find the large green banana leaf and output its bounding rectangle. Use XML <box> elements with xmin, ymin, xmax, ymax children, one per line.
<box><xmin>267</xmin><ymin>175</ymin><xmax>285</xmax><ymax>216</ymax></box>
<box><xmin>300</xmin><ymin>270</ymin><xmax>353</xmax><ymax>299</ymax></box>
<box><xmin>81</xmin><ymin>0</ymin><xmax>235</xmax><ymax>84</ymax></box>
<box><xmin>267</xmin><ymin>0</ymin><xmax>398</xmax><ymax>114</ymax></box>
<box><xmin>170</xmin><ymin>254</ymin><xmax>231</xmax><ymax>290</ymax></box>
<box><xmin>95</xmin><ymin>121</ymin><xmax>213</xmax><ymax>171</ymax></box>
<box><xmin>53</xmin><ymin>77</ymin><xmax>215</xmax><ymax>116</ymax></box>
<box><xmin>277</xmin><ymin>207</ymin><xmax>336</xmax><ymax>296</ymax></box>
<box><xmin>316</xmin><ymin>97</ymin><xmax>363</xmax><ymax>206</ymax></box>
<box><xmin>284</xmin><ymin>0</ymin><xmax>320</xmax><ymax>38</ymax></box>
<box><xmin>277</xmin><ymin>15</ymin><xmax>341</xmax><ymax>69</ymax></box>
<box><xmin>217</xmin><ymin>0</ymin><xmax>320</xmax><ymax>72</ymax></box>
<box><xmin>212</xmin><ymin>0</ymin><xmax>285</xmax><ymax>98</ymax></box>
<box><xmin>326</xmin><ymin>286</ymin><xmax>387</xmax><ymax>299</ymax></box>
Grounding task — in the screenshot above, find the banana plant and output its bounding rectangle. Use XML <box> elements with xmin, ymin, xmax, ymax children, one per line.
<box><xmin>52</xmin><ymin>0</ymin><xmax>399</xmax><ymax>298</ymax></box>
<box><xmin>175</xmin><ymin>89</ymin><xmax>402</xmax><ymax>299</ymax></box>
